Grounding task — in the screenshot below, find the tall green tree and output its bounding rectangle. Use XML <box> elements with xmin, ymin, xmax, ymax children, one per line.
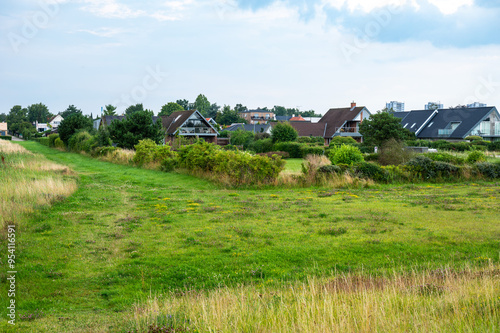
<box><xmin>194</xmin><ymin>94</ymin><xmax>210</xmax><ymax>116</ymax></box>
<box><xmin>206</xmin><ymin>103</ymin><xmax>220</xmax><ymax>119</ymax></box>
<box><xmin>27</xmin><ymin>103</ymin><xmax>52</xmax><ymax>123</ymax></box>
<box><xmin>358</xmin><ymin>112</ymin><xmax>414</xmax><ymax>146</ymax></box>
<box><xmin>271</xmin><ymin>122</ymin><xmax>298</xmax><ymax>143</ymax></box>
<box><xmin>103</xmin><ymin>104</ymin><xmax>117</xmax><ymax>116</ymax></box>
<box><xmin>108</xmin><ymin>110</ymin><xmax>163</xmax><ymax>149</ymax></box>
<box><xmin>0</xmin><ymin>113</ymin><xmax>7</xmax><ymax>122</ymax></box>
<box><xmin>234</xmin><ymin>104</ymin><xmax>248</xmax><ymax>113</ymax></box>
<box><xmin>176</xmin><ymin>99</ymin><xmax>190</xmax><ymax>110</ymax></box>
<box><xmin>58</xmin><ymin>113</ymin><xmax>93</xmax><ymax>144</ymax></box>
<box><xmin>61</xmin><ymin>105</ymin><xmax>82</xmax><ymax>119</ymax></box>
<box><xmin>215</xmin><ymin>105</ymin><xmax>246</xmax><ymax>126</ymax></box>
<box><xmin>158</xmin><ymin>102</ymin><xmax>184</xmax><ymax>117</ymax></box>
<box><xmin>125</xmin><ymin>103</ymin><xmax>144</xmax><ymax>116</ymax></box>
<box><xmin>7</xmin><ymin>105</ymin><xmax>32</xmax><ymax>135</ymax></box>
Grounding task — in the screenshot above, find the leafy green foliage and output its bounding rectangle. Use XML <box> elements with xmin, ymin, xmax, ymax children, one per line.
<box><xmin>194</xmin><ymin>94</ymin><xmax>211</xmax><ymax>117</ymax></box>
<box><xmin>48</xmin><ymin>134</ymin><xmax>59</xmax><ymax>147</ymax></box>
<box><xmin>405</xmin><ymin>156</ymin><xmax>460</xmax><ymax>180</ymax></box>
<box><xmin>27</xmin><ymin>103</ymin><xmax>52</xmax><ymax>123</ymax></box>
<box><xmin>475</xmin><ymin>162</ymin><xmax>500</xmax><ymax>178</ymax></box>
<box><xmin>7</xmin><ymin>105</ymin><xmax>32</xmax><ymax>135</ymax></box>
<box><xmin>103</xmin><ymin>105</ymin><xmax>117</xmax><ymax>116</ymax></box>
<box><xmin>54</xmin><ymin>138</ymin><xmax>65</xmax><ymax>149</ymax></box>
<box><xmin>249</xmin><ymin>138</ymin><xmax>274</xmax><ymax>153</ymax></box>
<box><xmin>354</xmin><ymin>162</ymin><xmax>389</xmax><ymax>182</ymax></box>
<box><xmin>230</xmin><ymin>129</ymin><xmax>255</xmax><ymax>148</ymax></box>
<box><xmin>125</xmin><ymin>104</ymin><xmax>145</xmax><ymax>116</ymax></box>
<box><xmin>487</xmin><ymin>141</ymin><xmax>500</xmax><ymax>152</ymax></box>
<box><xmin>60</xmin><ymin>105</ymin><xmax>82</xmax><ymax>119</ymax></box>
<box><xmin>133</xmin><ymin>139</ymin><xmax>178</xmax><ymax>172</ymax></box>
<box><xmin>271</xmin><ymin>122</ymin><xmax>298</xmax><ymax>143</ymax></box>
<box><xmin>58</xmin><ymin>113</ymin><xmax>93</xmax><ymax>144</ymax></box>
<box><xmin>359</xmin><ymin>112</ymin><xmax>414</xmax><ymax>146</ymax></box>
<box><xmin>329</xmin><ymin>136</ymin><xmax>358</xmax><ymax>147</ymax></box>
<box><xmin>378</xmin><ymin>139</ymin><xmax>414</xmax><ymax>166</ymax></box>
<box><xmin>108</xmin><ymin>110</ymin><xmax>163</xmax><ymax>149</ymax></box>
<box><xmin>318</xmin><ymin>164</ymin><xmax>342</xmax><ymax>174</ymax></box>
<box><xmin>215</xmin><ymin>105</ymin><xmax>247</xmax><ymax>126</ymax></box>
<box><xmin>466</xmin><ymin>151</ymin><xmax>487</xmax><ymax>164</ymax></box>
<box><xmin>426</xmin><ymin>152</ymin><xmax>466</xmax><ymax>165</ymax></box>
<box><xmin>273</xmin><ymin>142</ymin><xmax>304</xmax><ymax>158</ymax></box>
<box><xmin>68</xmin><ymin>131</ymin><xmax>94</xmax><ymax>152</ymax></box>
<box><xmin>159</xmin><ymin>102</ymin><xmax>184</xmax><ymax>116</ymax></box>
<box><xmin>329</xmin><ymin>144</ymin><xmax>364</xmax><ymax>166</ymax></box>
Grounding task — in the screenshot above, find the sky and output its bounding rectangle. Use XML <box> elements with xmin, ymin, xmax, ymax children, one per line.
<box><xmin>1</xmin><ymin>0</ymin><xmax>500</xmax><ymax>117</ymax></box>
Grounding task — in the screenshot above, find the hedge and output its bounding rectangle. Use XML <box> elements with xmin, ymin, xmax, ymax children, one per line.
<box><xmin>0</xmin><ymin>136</ymin><xmax>12</xmax><ymax>141</ymax></box>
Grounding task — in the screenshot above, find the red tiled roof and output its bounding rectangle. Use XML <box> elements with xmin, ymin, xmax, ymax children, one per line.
<box><xmin>289</xmin><ymin>116</ymin><xmax>306</xmax><ymax>121</ymax></box>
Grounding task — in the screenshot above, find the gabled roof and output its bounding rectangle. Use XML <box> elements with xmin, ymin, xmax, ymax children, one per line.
<box><xmin>289</xmin><ymin>116</ymin><xmax>306</xmax><ymax>122</ymax></box>
<box><xmin>162</xmin><ymin>110</ymin><xmax>218</xmax><ymax>135</ymax></box>
<box><xmin>102</xmin><ymin>115</ymin><xmax>126</xmax><ymax>126</ymax></box>
<box><xmin>225</xmin><ymin>124</ymin><xmax>271</xmax><ymax>133</ymax></box>
<box><xmin>417</xmin><ymin>107</ymin><xmax>497</xmax><ymax>139</ymax></box>
<box><xmin>392</xmin><ymin>112</ymin><xmax>410</xmax><ymax>120</ymax></box>
<box><xmin>399</xmin><ymin>110</ymin><xmax>435</xmax><ymax>133</ymax></box>
<box><xmin>290</xmin><ymin>122</ymin><xmax>327</xmax><ymax>137</ymax></box>
<box><xmin>320</xmin><ymin>106</ymin><xmax>368</xmax><ymax>138</ymax></box>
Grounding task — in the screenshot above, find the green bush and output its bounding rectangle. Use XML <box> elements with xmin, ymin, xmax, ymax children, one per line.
<box><xmin>38</xmin><ymin>137</ymin><xmax>50</xmax><ymax>146</ymax></box>
<box><xmin>257</xmin><ymin>151</ymin><xmax>290</xmax><ymax>159</ymax></box>
<box><xmin>329</xmin><ymin>136</ymin><xmax>358</xmax><ymax>147</ymax></box>
<box><xmin>297</xmin><ymin>137</ymin><xmax>324</xmax><ymax>144</ymax></box>
<box><xmin>54</xmin><ymin>138</ymin><xmax>65</xmax><ymax>149</ymax></box>
<box><xmin>302</xmin><ymin>145</ymin><xmax>324</xmax><ymax>156</ymax></box>
<box><xmin>465</xmin><ymin>135</ymin><xmax>483</xmax><ymax>141</ymax></box>
<box><xmin>405</xmin><ymin>155</ymin><xmax>460</xmax><ymax>180</ymax></box>
<box><xmin>364</xmin><ymin>153</ymin><xmax>379</xmax><ymax>162</ymax></box>
<box><xmin>249</xmin><ymin>138</ymin><xmax>274</xmax><ymax>153</ymax></box>
<box><xmin>134</xmin><ymin>139</ymin><xmax>178</xmax><ymax>171</ymax></box>
<box><xmin>0</xmin><ymin>136</ymin><xmax>12</xmax><ymax>141</ymax></box>
<box><xmin>354</xmin><ymin>162</ymin><xmax>389</xmax><ymax>182</ymax></box>
<box><xmin>466</xmin><ymin>151</ymin><xmax>487</xmax><ymax>164</ymax></box>
<box><xmin>329</xmin><ymin>144</ymin><xmax>364</xmax><ymax>166</ymax></box>
<box><xmin>430</xmin><ymin>140</ymin><xmax>472</xmax><ymax>152</ymax></box>
<box><xmin>487</xmin><ymin>141</ymin><xmax>500</xmax><ymax>152</ymax></box>
<box><xmin>177</xmin><ymin>140</ymin><xmax>220</xmax><ymax>171</ymax></box>
<box><xmin>91</xmin><ymin>146</ymin><xmax>117</xmax><ymax>157</ymax></box>
<box><xmin>273</xmin><ymin>142</ymin><xmax>305</xmax><ymax>158</ymax></box>
<box><xmin>378</xmin><ymin>139</ymin><xmax>414</xmax><ymax>166</ymax></box>
<box><xmin>133</xmin><ymin>139</ymin><xmax>158</xmax><ymax>165</ymax></box>
<box><xmin>48</xmin><ymin>133</ymin><xmax>59</xmax><ymax>147</ymax></box>
<box><xmin>271</xmin><ymin>122</ymin><xmax>298</xmax><ymax>143</ymax></box>
<box><xmin>318</xmin><ymin>165</ymin><xmax>342</xmax><ymax>174</ymax></box>
<box><xmin>475</xmin><ymin>162</ymin><xmax>500</xmax><ymax>179</ymax></box>
<box><xmin>230</xmin><ymin>129</ymin><xmax>254</xmax><ymax>148</ymax></box>
<box><xmin>426</xmin><ymin>152</ymin><xmax>465</xmax><ymax>165</ymax></box>
<box><xmin>68</xmin><ymin>131</ymin><xmax>94</xmax><ymax>152</ymax></box>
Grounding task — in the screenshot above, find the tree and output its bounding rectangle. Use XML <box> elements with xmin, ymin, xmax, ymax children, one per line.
<box><xmin>234</xmin><ymin>104</ymin><xmax>248</xmax><ymax>113</ymax></box>
<box><xmin>0</xmin><ymin>113</ymin><xmax>6</xmax><ymax>122</ymax></box>
<box><xmin>194</xmin><ymin>94</ymin><xmax>210</xmax><ymax>116</ymax></box>
<box><xmin>358</xmin><ymin>112</ymin><xmax>413</xmax><ymax>146</ymax></box>
<box><xmin>271</xmin><ymin>122</ymin><xmax>298</xmax><ymax>143</ymax></box>
<box><xmin>215</xmin><ymin>105</ymin><xmax>247</xmax><ymax>126</ymax></box>
<box><xmin>27</xmin><ymin>103</ymin><xmax>52</xmax><ymax>123</ymax></box>
<box><xmin>230</xmin><ymin>128</ymin><xmax>254</xmax><ymax>148</ymax></box>
<box><xmin>158</xmin><ymin>102</ymin><xmax>184</xmax><ymax>117</ymax></box>
<box><xmin>103</xmin><ymin>104</ymin><xmax>117</xmax><ymax>116</ymax></box>
<box><xmin>7</xmin><ymin>105</ymin><xmax>32</xmax><ymax>135</ymax></box>
<box><xmin>58</xmin><ymin>113</ymin><xmax>93</xmax><ymax>144</ymax></box>
<box><xmin>176</xmin><ymin>99</ymin><xmax>190</xmax><ymax>110</ymax></box>
<box><xmin>108</xmin><ymin>110</ymin><xmax>163</xmax><ymax>149</ymax></box>
<box><xmin>61</xmin><ymin>105</ymin><xmax>82</xmax><ymax>119</ymax></box>
<box><xmin>124</xmin><ymin>103</ymin><xmax>144</xmax><ymax>116</ymax></box>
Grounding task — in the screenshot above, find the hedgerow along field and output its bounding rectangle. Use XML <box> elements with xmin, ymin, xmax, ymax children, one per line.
<box><xmin>1</xmin><ymin>141</ymin><xmax>499</xmax><ymax>332</ymax></box>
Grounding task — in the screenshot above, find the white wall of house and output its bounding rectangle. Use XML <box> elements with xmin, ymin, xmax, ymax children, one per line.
<box><xmin>353</xmin><ymin>109</ymin><xmax>371</xmax><ymax>122</ymax></box>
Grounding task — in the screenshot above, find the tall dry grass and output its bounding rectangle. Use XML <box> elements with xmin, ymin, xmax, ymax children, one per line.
<box><xmin>0</xmin><ymin>140</ymin><xmax>77</xmax><ymax>228</ymax></box>
<box><xmin>132</xmin><ymin>265</ymin><xmax>500</xmax><ymax>333</ymax></box>
<box><xmin>98</xmin><ymin>148</ymin><xmax>135</xmax><ymax>165</ymax></box>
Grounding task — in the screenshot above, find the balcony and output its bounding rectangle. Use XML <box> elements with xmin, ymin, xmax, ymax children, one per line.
<box><xmin>179</xmin><ymin>127</ymin><xmax>214</xmax><ymax>135</ymax></box>
<box><xmin>336</xmin><ymin>127</ymin><xmax>358</xmax><ymax>133</ymax></box>
<box><xmin>251</xmin><ymin>116</ymin><xmax>272</xmax><ymax>120</ymax></box>
<box><xmin>438</xmin><ymin>129</ymin><xmax>453</xmax><ymax>137</ymax></box>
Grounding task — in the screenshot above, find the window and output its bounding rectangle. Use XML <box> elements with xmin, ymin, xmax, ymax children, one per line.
<box><xmin>427</xmin><ymin>122</ymin><xmax>434</xmax><ymax>128</ymax></box>
<box><xmin>411</xmin><ymin>123</ymin><xmax>416</xmax><ymax>129</ymax></box>
<box><xmin>403</xmin><ymin>123</ymin><xmax>408</xmax><ymax>128</ymax></box>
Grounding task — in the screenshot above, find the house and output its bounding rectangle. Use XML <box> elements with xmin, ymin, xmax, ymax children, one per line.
<box><xmin>162</xmin><ymin>110</ymin><xmax>219</xmax><ymax>144</ymax></box>
<box><xmin>0</xmin><ymin>122</ymin><xmax>8</xmax><ymax>136</ymax></box>
<box><xmin>239</xmin><ymin>110</ymin><xmax>275</xmax><ymax>124</ymax></box>
<box><xmin>275</xmin><ymin>116</ymin><xmax>292</xmax><ymax>122</ymax></box>
<box><xmin>317</xmin><ymin>102</ymin><xmax>371</xmax><ymax>144</ymax></box>
<box><xmin>397</xmin><ymin>106</ymin><xmax>500</xmax><ymax>141</ymax></box>
<box><xmin>35</xmin><ymin>114</ymin><xmax>64</xmax><ymax>133</ymax></box>
<box><xmin>225</xmin><ymin>123</ymin><xmax>272</xmax><ymax>134</ymax></box>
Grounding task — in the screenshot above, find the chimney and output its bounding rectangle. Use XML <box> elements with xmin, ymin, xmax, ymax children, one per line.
<box><xmin>350</xmin><ymin>101</ymin><xmax>356</xmax><ymax>110</ymax></box>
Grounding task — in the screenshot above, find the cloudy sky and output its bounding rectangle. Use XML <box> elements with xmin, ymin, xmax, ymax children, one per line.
<box><xmin>1</xmin><ymin>0</ymin><xmax>500</xmax><ymax>116</ymax></box>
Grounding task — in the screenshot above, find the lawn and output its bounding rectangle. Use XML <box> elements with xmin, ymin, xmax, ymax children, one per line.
<box><xmin>1</xmin><ymin>141</ymin><xmax>499</xmax><ymax>332</ymax></box>
<box><xmin>282</xmin><ymin>158</ymin><xmax>304</xmax><ymax>174</ymax></box>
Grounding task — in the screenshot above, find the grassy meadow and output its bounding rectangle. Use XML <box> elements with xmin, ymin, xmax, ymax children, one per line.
<box><xmin>1</xmin><ymin>141</ymin><xmax>499</xmax><ymax>332</ymax></box>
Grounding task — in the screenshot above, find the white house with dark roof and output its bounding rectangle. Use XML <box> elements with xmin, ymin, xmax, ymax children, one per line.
<box><xmin>395</xmin><ymin>106</ymin><xmax>500</xmax><ymax>141</ymax></box>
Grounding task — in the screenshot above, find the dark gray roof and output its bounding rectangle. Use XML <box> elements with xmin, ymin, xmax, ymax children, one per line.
<box><xmin>225</xmin><ymin>124</ymin><xmax>271</xmax><ymax>133</ymax></box>
<box><xmin>102</xmin><ymin>115</ymin><xmax>126</xmax><ymax>126</ymax></box>
<box><xmin>320</xmin><ymin>106</ymin><xmax>369</xmax><ymax>138</ymax></box>
<box><xmin>239</xmin><ymin>109</ymin><xmax>273</xmax><ymax>114</ymax></box>
<box><xmin>399</xmin><ymin>110</ymin><xmax>435</xmax><ymax>133</ymax></box>
<box><xmin>392</xmin><ymin>112</ymin><xmax>410</xmax><ymax>120</ymax></box>
<box><xmin>417</xmin><ymin>107</ymin><xmax>497</xmax><ymax>139</ymax></box>
<box><xmin>276</xmin><ymin>116</ymin><xmax>292</xmax><ymax>121</ymax></box>
<box><xmin>290</xmin><ymin>122</ymin><xmax>327</xmax><ymax>137</ymax></box>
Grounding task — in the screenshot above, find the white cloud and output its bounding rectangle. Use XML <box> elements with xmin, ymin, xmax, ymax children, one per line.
<box><xmin>426</xmin><ymin>0</ymin><xmax>473</xmax><ymax>15</ymax></box>
<box><xmin>80</xmin><ymin>0</ymin><xmax>145</xmax><ymax>19</ymax></box>
<box><xmin>76</xmin><ymin>27</ymin><xmax>125</xmax><ymax>37</ymax></box>
<box><xmin>321</xmin><ymin>0</ymin><xmax>472</xmax><ymax>14</ymax></box>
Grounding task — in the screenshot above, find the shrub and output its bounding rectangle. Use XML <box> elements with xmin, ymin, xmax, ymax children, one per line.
<box><xmin>134</xmin><ymin>139</ymin><xmax>178</xmax><ymax>171</ymax></box>
<box><xmin>133</xmin><ymin>139</ymin><xmax>158</xmax><ymax>165</ymax></box>
<box><xmin>364</xmin><ymin>153</ymin><xmax>379</xmax><ymax>162</ymax></box>
<box><xmin>38</xmin><ymin>137</ymin><xmax>50</xmax><ymax>146</ymax></box>
<box><xmin>465</xmin><ymin>135</ymin><xmax>483</xmax><ymax>141</ymax></box>
<box><xmin>257</xmin><ymin>151</ymin><xmax>290</xmax><ymax>159</ymax></box>
<box><xmin>318</xmin><ymin>165</ymin><xmax>342</xmax><ymax>174</ymax></box>
<box><xmin>466</xmin><ymin>151</ymin><xmax>487</xmax><ymax>164</ymax></box>
<box><xmin>329</xmin><ymin>144</ymin><xmax>364</xmax><ymax>166</ymax></box>
<box><xmin>0</xmin><ymin>136</ymin><xmax>12</xmax><ymax>141</ymax></box>
<box><xmin>91</xmin><ymin>146</ymin><xmax>117</xmax><ymax>157</ymax></box>
<box><xmin>475</xmin><ymin>162</ymin><xmax>500</xmax><ymax>179</ymax></box>
<box><xmin>297</xmin><ymin>136</ymin><xmax>324</xmax><ymax>144</ymax></box>
<box><xmin>426</xmin><ymin>152</ymin><xmax>465</xmax><ymax>165</ymax></box>
<box><xmin>405</xmin><ymin>155</ymin><xmax>460</xmax><ymax>180</ymax></box>
<box><xmin>230</xmin><ymin>129</ymin><xmax>254</xmax><ymax>148</ymax></box>
<box><xmin>68</xmin><ymin>131</ymin><xmax>94</xmax><ymax>152</ymax></box>
<box><xmin>177</xmin><ymin>141</ymin><xmax>220</xmax><ymax>171</ymax></box>
<box><xmin>329</xmin><ymin>136</ymin><xmax>358</xmax><ymax>147</ymax></box>
<box><xmin>378</xmin><ymin>139</ymin><xmax>414</xmax><ymax>166</ymax></box>
<box><xmin>273</xmin><ymin>142</ymin><xmax>305</xmax><ymax>158</ymax></box>
<box><xmin>487</xmin><ymin>141</ymin><xmax>500</xmax><ymax>152</ymax></box>
<box><xmin>254</xmin><ymin>133</ymin><xmax>271</xmax><ymax>141</ymax></box>
<box><xmin>54</xmin><ymin>138</ymin><xmax>65</xmax><ymax>149</ymax></box>
<box><xmin>249</xmin><ymin>138</ymin><xmax>274</xmax><ymax>153</ymax></box>
<box><xmin>48</xmin><ymin>134</ymin><xmax>59</xmax><ymax>147</ymax></box>
<box><xmin>271</xmin><ymin>122</ymin><xmax>298</xmax><ymax>143</ymax></box>
<box><xmin>302</xmin><ymin>145</ymin><xmax>324</xmax><ymax>156</ymax></box>
<box><xmin>354</xmin><ymin>162</ymin><xmax>389</xmax><ymax>182</ymax></box>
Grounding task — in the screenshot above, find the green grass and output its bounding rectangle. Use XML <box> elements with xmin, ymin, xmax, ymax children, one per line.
<box><xmin>2</xmin><ymin>141</ymin><xmax>500</xmax><ymax>332</ymax></box>
<box><xmin>283</xmin><ymin>158</ymin><xmax>304</xmax><ymax>174</ymax></box>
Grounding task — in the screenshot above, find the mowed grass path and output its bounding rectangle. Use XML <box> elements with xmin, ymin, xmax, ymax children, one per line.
<box><xmin>5</xmin><ymin>141</ymin><xmax>500</xmax><ymax>331</ymax></box>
